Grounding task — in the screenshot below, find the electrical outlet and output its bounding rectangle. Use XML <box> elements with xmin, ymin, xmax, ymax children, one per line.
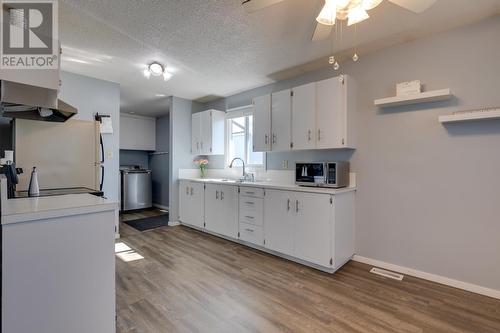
<box><xmin>282</xmin><ymin>160</ymin><xmax>288</xmax><ymax>169</ymax></box>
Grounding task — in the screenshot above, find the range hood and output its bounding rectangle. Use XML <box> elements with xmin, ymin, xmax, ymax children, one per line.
<box><xmin>0</xmin><ymin>80</ymin><xmax>77</xmax><ymax>122</ymax></box>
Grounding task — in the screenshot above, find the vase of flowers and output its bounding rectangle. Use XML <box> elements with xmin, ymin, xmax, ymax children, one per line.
<box><xmin>193</xmin><ymin>157</ymin><xmax>209</xmax><ymax>178</ymax></box>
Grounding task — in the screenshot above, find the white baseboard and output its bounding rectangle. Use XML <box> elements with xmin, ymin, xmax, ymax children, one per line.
<box><xmin>353</xmin><ymin>255</ymin><xmax>500</xmax><ymax>300</ymax></box>
<box><xmin>168</xmin><ymin>220</ymin><xmax>181</xmax><ymax>226</ymax></box>
<box><xmin>153</xmin><ymin>203</ymin><xmax>169</xmax><ymax>211</ymax></box>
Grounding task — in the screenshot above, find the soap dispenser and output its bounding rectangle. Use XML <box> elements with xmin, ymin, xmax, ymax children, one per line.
<box><xmin>28</xmin><ymin>167</ymin><xmax>40</xmax><ymax>197</ymax></box>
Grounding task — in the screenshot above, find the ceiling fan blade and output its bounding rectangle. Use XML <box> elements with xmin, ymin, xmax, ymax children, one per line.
<box><xmin>242</xmin><ymin>0</ymin><xmax>286</xmax><ymax>13</ymax></box>
<box><xmin>388</xmin><ymin>0</ymin><xmax>438</xmax><ymax>13</ymax></box>
<box><xmin>312</xmin><ymin>22</ymin><xmax>333</xmax><ymax>41</ymax></box>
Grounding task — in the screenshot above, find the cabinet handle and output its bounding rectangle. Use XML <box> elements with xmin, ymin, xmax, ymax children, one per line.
<box><xmin>272</xmin><ymin>133</ymin><xmax>277</xmax><ymax>144</ymax></box>
<box><xmin>287</xmin><ymin>198</ymin><xmax>291</xmax><ymax>211</ymax></box>
<box><xmin>186</xmin><ymin>186</ymin><xmax>189</xmax><ymax>195</ymax></box>
<box><xmin>296</xmin><ymin>200</ymin><xmax>299</xmax><ymax>213</ymax></box>
<box><xmin>190</xmin><ymin>187</ymin><xmax>194</xmax><ymax>196</ymax></box>
<box><xmin>245</xmin><ymin>201</ymin><xmax>255</xmax><ymax>205</ymax></box>
<box><xmin>245</xmin><ymin>191</ymin><xmax>255</xmax><ymax>195</ymax></box>
<box><xmin>245</xmin><ymin>216</ymin><xmax>255</xmax><ymax>219</ymax></box>
<box><xmin>221</xmin><ymin>191</ymin><xmax>224</xmax><ymax>200</ymax></box>
<box><xmin>318</xmin><ymin>129</ymin><xmax>321</xmax><ymax>141</ymax></box>
<box><xmin>216</xmin><ymin>191</ymin><xmax>219</xmax><ymax>200</ymax></box>
<box><xmin>265</xmin><ymin>134</ymin><xmax>269</xmax><ymax>145</ymax></box>
<box><xmin>245</xmin><ymin>228</ymin><xmax>254</xmax><ymax>232</ymax></box>
<box><xmin>308</xmin><ymin>129</ymin><xmax>312</xmax><ymax>142</ymax></box>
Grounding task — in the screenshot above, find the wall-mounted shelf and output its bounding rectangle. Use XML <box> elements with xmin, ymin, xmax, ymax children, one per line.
<box><xmin>439</xmin><ymin>108</ymin><xmax>500</xmax><ymax>124</ymax></box>
<box><xmin>374</xmin><ymin>89</ymin><xmax>452</xmax><ymax>108</ymax></box>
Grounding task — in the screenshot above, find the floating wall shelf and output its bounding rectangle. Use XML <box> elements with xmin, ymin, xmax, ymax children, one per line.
<box><xmin>439</xmin><ymin>108</ymin><xmax>500</xmax><ymax>124</ymax></box>
<box><xmin>374</xmin><ymin>89</ymin><xmax>452</xmax><ymax>108</ymax></box>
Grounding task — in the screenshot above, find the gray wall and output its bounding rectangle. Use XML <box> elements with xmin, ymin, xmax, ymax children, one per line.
<box><xmin>169</xmin><ymin>97</ymin><xmax>204</xmax><ymax>223</ymax></box>
<box><xmin>59</xmin><ymin>71</ymin><xmax>120</xmax><ymax>202</ymax></box>
<box><xmin>203</xmin><ymin>17</ymin><xmax>500</xmax><ymax>291</ymax></box>
<box><xmin>120</xmin><ymin>150</ymin><xmax>149</xmax><ymax>168</ymax></box>
<box><xmin>150</xmin><ymin>115</ymin><xmax>170</xmax><ymax>208</ymax></box>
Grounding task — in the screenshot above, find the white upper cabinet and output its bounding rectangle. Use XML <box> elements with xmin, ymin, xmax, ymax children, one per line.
<box><xmin>271</xmin><ymin>89</ymin><xmax>292</xmax><ymax>151</ymax></box>
<box><xmin>120</xmin><ymin>114</ymin><xmax>156</xmax><ymax>151</ymax></box>
<box><xmin>316</xmin><ymin>75</ymin><xmax>356</xmax><ymax>149</ymax></box>
<box><xmin>252</xmin><ymin>94</ymin><xmax>272</xmax><ymax>152</ymax></box>
<box><xmin>191</xmin><ymin>110</ymin><xmax>225</xmax><ymax>155</ymax></box>
<box><xmin>252</xmin><ymin>75</ymin><xmax>355</xmax><ymax>152</ymax></box>
<box><xmin>291</xmin><ymin>83</ymin><xmax>316</xmax><ymax>150</ymax></box>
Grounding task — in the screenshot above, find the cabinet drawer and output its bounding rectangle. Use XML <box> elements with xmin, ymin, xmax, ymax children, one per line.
<box><xmin>239</xmin><ymin>187</ymin><xmax>264</xmax><ymax>198</ymax></box>
<box><xmin>239</xmin><ymin>208</ymin><xmax>263</xmax><ymax>226</ymax></box>
<box><xmin>239</xmin><ymin>196</ymin><xmax>263</xmax><ymax>212</ymax></box>
<box><xmin>239</xmin><ymin>223</ymin><xmax>264</xmax><ymax>246</ymax></box>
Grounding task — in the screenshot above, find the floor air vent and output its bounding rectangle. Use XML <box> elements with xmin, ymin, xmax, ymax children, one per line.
<box><xmin>370</xmin><ymin>267</ymin><xmax>404</xmax><ymax>281</ymax></box>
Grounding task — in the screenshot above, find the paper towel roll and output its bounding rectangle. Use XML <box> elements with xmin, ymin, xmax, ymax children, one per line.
<box><xmin>4</xmin><ymin>150</ymin><xmax>14</xmax><ymax>162</ymax></box>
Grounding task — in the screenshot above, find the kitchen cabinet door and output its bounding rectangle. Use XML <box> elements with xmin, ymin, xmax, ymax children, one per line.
<box><xmin>263</xmin><ymin>189</ymin><xmax>294</xmax><ymax>256</ymax></box>
<box><xmin>189</xmin><ymin>182</ymin><xmax>205</xmax><ymax>228</ymax></box>
<box><xmin>271</xmin><ymin>89</ymin><xmax>292</xmax><ymax>151</ymax></box>
<box><xmin>191</xmin><ymin>112</ymin><xmax>202</xmax><ymax>154</ymax></box>
<box><xmin>292</xmin><ymin>83</ymin><xmax>316</xmax><ymax>150</ymax></box>
<box><xmin>199</xmin><ymin>111</ymin><xmax>212</xmax><ymax>154</ymax></box>
<box><xmin>179</xmin><ymin>181</ymin><xmax>191</xmax><ymax>224</ymax></box>
<box><xmin>120</xmin><ymin>116</ymin><xmax>136</xmax><ymax>150</ymax></box>
<box><xmin>205</xmin><ymin>184</ymin><xmax>238</xmax><ymax>239</ymax></box>
<box><xmin>120</xmin><ymin>115</ymin><xmax>156</xmax><ymax>151</ymax></box>
<box><xmin>293</xmin><ymin>192</ymin><xmax>332</xmax><ymax>267</ymax></box>
<box><xmin>142</xmin><ymin>117</ymin><xmax>156</xmax><ymax>151</ymax></box>
<box><xmin>316</xmin><ymin>77</ymin><xmax>344</xmax><ymax>149</ymax></box>
<box><xmin>253</xmin><ymin>94</ymin><xmax>272</xmax><ymax>152</ymax></box>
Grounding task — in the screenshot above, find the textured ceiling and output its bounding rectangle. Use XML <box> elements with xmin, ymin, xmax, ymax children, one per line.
<box><xmin>59</xmin><ymin>0</ymin><xmax>500</xmax><ymax>116</ymax></box>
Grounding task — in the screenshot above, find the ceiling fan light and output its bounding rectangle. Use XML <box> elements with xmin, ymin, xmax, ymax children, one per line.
<box><xmin>347</xmin><ymin>7</ymin><xmax>369</xmax><ymax>26</ymax></box>
<box><xmin>148</xmin><ymin>62</ymin><xmax>164</xmax><ymax>76</ymax></box>
<box><xmin>316</xmin><ymin>4</ymin><xmax>336</xmax><ymax>26</ymax></box>
<box><xmin>361</xmin><ymin>0</ymin><xmax>384</xmax><ymax>10</ymax></box>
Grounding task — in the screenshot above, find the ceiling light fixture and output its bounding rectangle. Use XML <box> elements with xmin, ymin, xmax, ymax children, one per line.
<box><xmin>143</xmin><ymin>62</ymin><xmax>173</xmax><ymax>81</ymax></box>
<box><xmin>317</xmin><ymin>0</ymin><xmax>384</xmax><ymax>70</ymax></box>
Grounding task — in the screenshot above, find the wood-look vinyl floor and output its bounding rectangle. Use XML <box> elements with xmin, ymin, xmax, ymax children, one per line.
<box><xmin>116</xmin><ymin>224</ymin><xmax>500</xmax><ymax>333</ymax></box>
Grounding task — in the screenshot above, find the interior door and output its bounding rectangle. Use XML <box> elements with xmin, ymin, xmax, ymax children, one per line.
<box><xmin>293</xmin><ymin>192</ymin><xmax>332</xmax><ymax>267</ymax></box>
<box><xmin>316</xmin><ymin>77</ymin><xmax>344</xmax><ymax>149</ymax></box>
<box><xmin>271</xmin><ymin>89</ymin><xmax>292</xmax><ymax>151</ymax></box>
<box><xmin>191</xmin><ymin>112</ymin><xmax>202</xmax><ymax>154</ymax></box>
<box><xmin>252</xmin><ymin>94</ymin><xmax>271</xmax><ymax>152</ymax></box>
<box><xmin>200</xmin><ymin>111</ymin><xmax>213</xmax><ymax>154</ymax></box>
<box><xmin>263</xmin><ymin>189</ymin><xmax>294</xmax><ymax>256</ymax></box>
<box><xmin>292</xmin><ymin>83</ymin><xmax>316</xmax><ymax>150</ymax></box>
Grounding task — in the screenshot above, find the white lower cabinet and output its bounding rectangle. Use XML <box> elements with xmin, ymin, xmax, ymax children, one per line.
<box><xmin>292</xmin><ymin>192</ymin><xmax>332</xmax><ymax>267</ymax></box>
<box><xmin>179</xmin><ymin>181</ymin><xmax>355</xmax><ymax>272</ymax></box>
<box><xmin>205</xmin><ymin>184</ymin><xmax>239</xmax><ymax>238</ymax></box>
<box><xmin>263</xmin><ymin>189</ymin><xmax>294</xmax><ymax>256</ymax></box>
<box><xmin>179</xmin><ymin>180</ymin><xmax>205</xmax><ymax>228</ymax></box>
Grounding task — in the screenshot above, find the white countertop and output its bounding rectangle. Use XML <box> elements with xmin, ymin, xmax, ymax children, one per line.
<box><xmin>1</xmin><ymin>193</ymin><xmax>118</xmax><ymax>225</ymax></box>
<box><xmin>179</xmin><ymin>178</ymin><xmax>356</xmax><ymax>195</ymax></box>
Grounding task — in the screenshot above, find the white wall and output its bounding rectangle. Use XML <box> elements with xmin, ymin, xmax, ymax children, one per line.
<box><xmin>203</xmin><ymin>17</ymin><xmax>500</xmax><ymax>292</ymax></box>
<box><xmin>59</xmin><ymin>71</ymin><xmax>120</xmax><ymax>202</ymax></box>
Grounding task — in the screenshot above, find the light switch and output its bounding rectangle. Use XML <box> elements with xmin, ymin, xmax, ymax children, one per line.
<box><xmin>282</xmin><ymin>160</ymin><xmax>288</xmax><ymax>169</ymax></box>
<box><xmin>106</xmin><ymin>150</ymin><xmax>113</xmax><ymax>160</ymax></box>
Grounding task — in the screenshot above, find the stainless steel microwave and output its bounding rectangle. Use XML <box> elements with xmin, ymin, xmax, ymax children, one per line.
<box><xmin>295</xmin><ymin>162</ymin><xmax>349</xmax><ymax>188</ymax></box>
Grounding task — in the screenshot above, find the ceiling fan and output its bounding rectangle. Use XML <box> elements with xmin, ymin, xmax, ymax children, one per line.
<box><xmin>242</xmin><ymin>0</ymin><xmax>438</xmax><ymax>41</ymax></box>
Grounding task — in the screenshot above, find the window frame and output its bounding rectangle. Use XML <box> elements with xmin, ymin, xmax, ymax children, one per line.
<box><xmin>225</xmin><ymin>105</ymin><xmax>266</xmax><ymax>169</ymax></box>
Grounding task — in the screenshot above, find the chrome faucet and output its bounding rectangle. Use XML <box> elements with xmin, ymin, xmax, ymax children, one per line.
<box><xmin>229</xmin><ymin>157</ymin><xmax>254</xmax><ymax>182</ymax></box>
